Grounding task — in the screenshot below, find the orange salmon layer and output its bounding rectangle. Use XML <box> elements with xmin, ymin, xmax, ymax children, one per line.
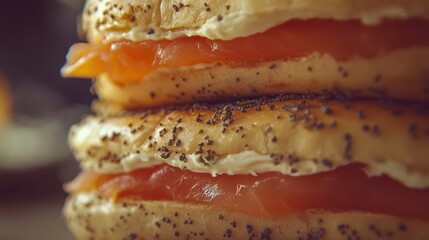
<box><xmin>62</xmin><ymin>19</ymin><xmax>429</xmax><ymax>84</ymax></box>
<box><xmin>66</xmin><ymin>164</ymin><xmax>429</xmax><ymax>220</ymax></box>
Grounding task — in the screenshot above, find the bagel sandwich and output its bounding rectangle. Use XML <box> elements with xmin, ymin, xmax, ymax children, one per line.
<box><xmin>62</xmin><ymin>0</ymin><xmax>429</xmax><ymax>108</ymax></box>
<box><xmin>61</xmin><ymin>0</ymin><xmax>429</xmax><ymax>239</ymax></box>
<box><xmin>64</xmin><ymin>96</ymin><xmax>429</xmax><ymax>239</ymax></box>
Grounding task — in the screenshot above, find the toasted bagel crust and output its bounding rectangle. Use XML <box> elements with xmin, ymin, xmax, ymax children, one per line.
<box><xmin>64</xmin><ymin>192</ymin><xmax>429</xmax><ymax>240</ymax></box>
<box><xmin>94</xmin><ymin>47</ymin><xmax>429</xmax><ymax>109</ymax></box>
<box><xmin>69</xmin><ymin>97</ymin><xmax>429</xmax><ymax>188</ymax></box>
<box><xmin>82</xmin><ymin>0</ymin><xmax>429</xmax><ymax>42</ymax></box>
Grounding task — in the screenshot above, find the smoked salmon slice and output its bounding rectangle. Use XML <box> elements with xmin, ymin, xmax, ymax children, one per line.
<box><xmin>66</xmin><ymin>164</ymin><xmax>429</xmax><ymax>220</ymax></box>
<box><xmin>62</xmin><ymin>19</ymin><xmax>429</xmax><ymax>84</ymax></box>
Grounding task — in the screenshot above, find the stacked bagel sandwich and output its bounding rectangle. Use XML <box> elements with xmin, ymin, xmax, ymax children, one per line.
<box><xmin>62</xmin><ymin>0</ymin><xmax>429</xmax><ymax>239</ymax></box>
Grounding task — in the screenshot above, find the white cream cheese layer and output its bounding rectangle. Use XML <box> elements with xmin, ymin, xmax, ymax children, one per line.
<box><xmin>83</xmin><ymin>150</ymin><xmax>321</xmax><ymax>177</ymax></box>
<box><xmin>85</xmin><ymin>0</ymin><xmax>429</xmax><ymax>42</ymax></box>
<box><xmin>79</xmin><ymin>149</ymin><xmax>429</xmax><ymax>189</ymax></box>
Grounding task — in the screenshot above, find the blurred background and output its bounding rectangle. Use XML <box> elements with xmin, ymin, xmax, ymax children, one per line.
<box><xmin>0</xmin><ymin>0</ymin><xmax>92</xmax><ymax>239</ymax></box>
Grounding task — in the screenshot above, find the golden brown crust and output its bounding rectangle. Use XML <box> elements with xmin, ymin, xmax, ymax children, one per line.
<box><xmin>63</xmin><ymin>192</ymin><xmax>429</xmax><ymax>240</ymax></box>
<box><xmin>69</xmin><ymin>97</ymin><xmax>429</xmax><ymax>188</ymax></box>
<box><xmin>82</xmin><ymin>0</ymin><xmax>429</xmax><ymax>42</ymax></box>
<box><xmin>94</xmin><ymin>47</ymin><xmax>429</xmax><ymax>109</ymax></box>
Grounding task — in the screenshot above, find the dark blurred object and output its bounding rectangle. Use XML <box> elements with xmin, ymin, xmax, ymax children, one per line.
<box><xmin>0</xmin><ymin>0</ymin><xmax>91</xmax><ymax>182</ymax></box>
<box><xmin>0</xmin><ymin>0</ymin><xmax>91</xmax><ymax>239</ymax></box>
<box><xmin>0</xmin><ymin>0</ymin><xmax>90</xmax><ymax>106</ymax></box>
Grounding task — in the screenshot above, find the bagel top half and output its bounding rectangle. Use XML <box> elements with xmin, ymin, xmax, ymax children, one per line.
<box><xmin>69</xmin><ymin>96</ymin><xmax>429</xmax><ymax>189</ymax></box>
<box><xmin>82</xmin><ymin>0</ymin><xmax>429</xmax><ymax>43</ymax></box>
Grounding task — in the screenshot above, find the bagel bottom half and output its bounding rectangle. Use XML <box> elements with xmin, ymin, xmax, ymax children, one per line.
<box><xmin>64</xmin><ymin>192</ymin><xmax>429</xmax><ymax>240</ymax></box>
<box><xmin>94</xmin><ymin>47</ymin><xmax>429</xmax><ymax>109</ymax></box>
